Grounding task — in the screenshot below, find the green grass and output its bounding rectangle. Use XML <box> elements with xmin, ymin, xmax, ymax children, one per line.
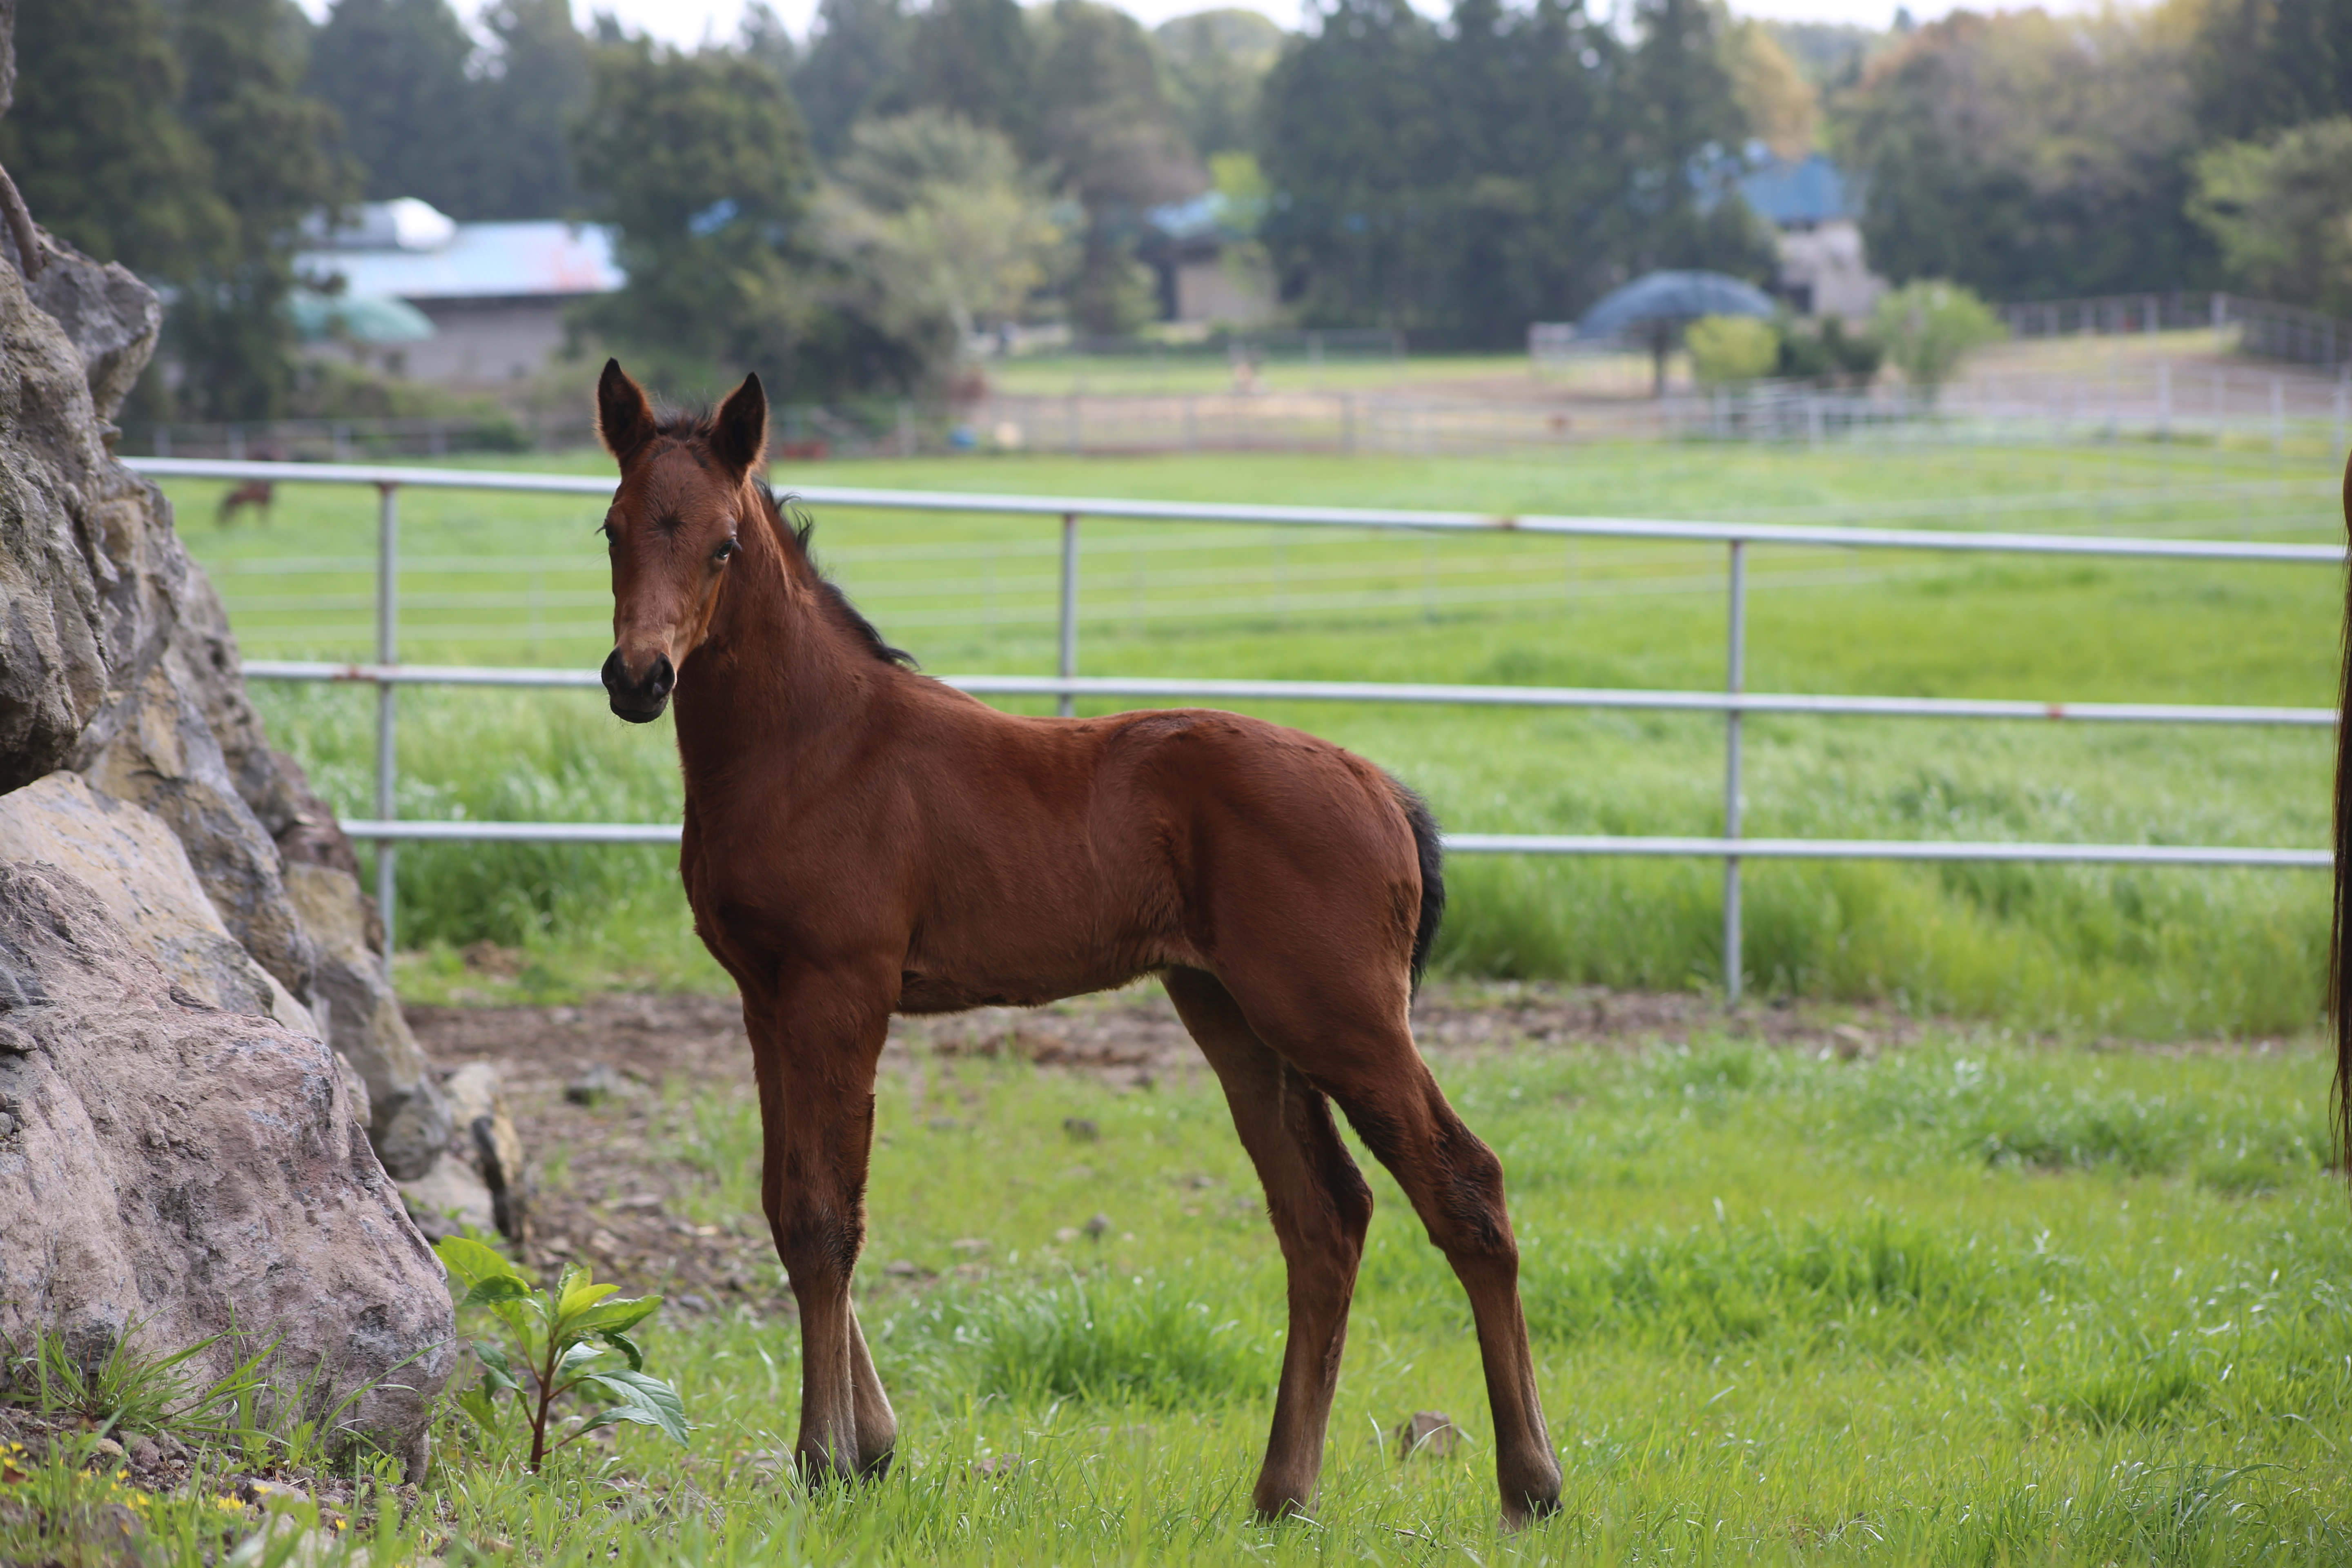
<box><xmin>33</xmin><ymin>1031</ymin><xmax>2345</xmax><ymax>1564</ymax></box>
<box><xmin>161</xmin><ymin>439</ymin><xmax>2346</xmax><ymax>1034</ymax></box>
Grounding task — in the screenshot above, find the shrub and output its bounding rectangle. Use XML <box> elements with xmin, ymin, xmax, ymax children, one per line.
<box><xmin>1872</xmin><ymin>280</ymin><xmax>2005</xmax><ymax>392</ymax></box>
<box><xmin>1686</xmin><ymin>314</ymin><xmax>1780</xmax><ymax>385</ymax></box>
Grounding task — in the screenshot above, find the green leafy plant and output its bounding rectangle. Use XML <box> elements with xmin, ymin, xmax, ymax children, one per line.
<box><xmin>0</xmin><ymin>1322</ymin><xmax>271</xmax><ymax>1443</ymax></box>
<box><xmin>1686</xmin><ymin>314</ymin><xmax>1781</xmax><ymax>385</ymax></box>
<box><xmin>434</xmin><ymin>1236</ymin><xmax>688</xmax><ymax>1472</ymax></box>
<box><xmin>1871</xmin><ymin>280</ymin><xmax>2005</xmax><ymax>396</ymax></box>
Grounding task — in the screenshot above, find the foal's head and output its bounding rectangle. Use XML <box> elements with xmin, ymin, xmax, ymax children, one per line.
<box><xmin>595</xmin><ymin>359</ymin><xmax>768</xmax><ymax>723</ymax></box>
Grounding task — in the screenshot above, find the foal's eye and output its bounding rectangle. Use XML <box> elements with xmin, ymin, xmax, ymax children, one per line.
<box><xmin>713</xmin><ymin>538</ymin><xmax>739</xmax><ymax>563</ymax></box>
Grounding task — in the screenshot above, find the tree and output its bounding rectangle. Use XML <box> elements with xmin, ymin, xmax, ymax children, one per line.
<box><xmin>820</xmin><ymin>110</ymin><xmax>1067</xmax><ymax>346</ymax></box>
<box><xmin>1260</xmin><ymin>0</ymin><xmax>1727</xmax><ymax>344</ymax></box>
<box><xmin>2191</xmin><ymin>0</ymin><xmax>2352</xmax><ymax>143</ymax></box>
<box><xmin>573</xmin><ymin>37</ymin><xmax>894</xmax><ymax>396</ymax></box>
<box><xmin>739</xmin><ymin>0</ymin><xmax>800</xmax><ymax>81</ymax></box>
<box><xmin>3</xmin><ymin>0</ymin><xmax>350</xmax><ymax>420</ymax></box>
<box><xmin>793</xmin><ymin>0</ymin><xmax>912</xmax><ymax>160</ymax></box>
<box><xmin>473</xmin><ymin>0</ymin><xmax>594</xmax><ymax>219</ymax></box>
<box><xmin>0</xmin><ymin>0</ymin><xmax>222</xmax><ymax>273</ymax></box>
<box><xmin>905</xmin><ymin>0</ymin><xmax>1036</xmax><ymax>150</ymax></box>
<box><xmin>2191</xmin><ymin>117</ymin><xmax>2352</xmax><ymax>313</ymax></box>
<box><xmin>308</xmin><ymin>0</ymin><xmax>482</xmax><ymax>212</ymax></box>
<box><xmin>168</xmin><ymin>0</ymin><xmax>354</xmax><ymax>420</ymax></box>
<box><xmin>1031</xmin><ymin>0</ymin><xmax>1203</xmax><ymax>333</ymax></box>
<box><xmin>1835</xmin><ymin>7</ymin><xmax>2213</xmax><ymax>299</ymax></box>
<box><xmin>1155</xmin><ymin>9</ymin><xmax>1285</xmax><ymax>160</ymax></box>
<box><xmin>1724</xmin><ymin>20</ymin><xmax>1817</xmax><ymax>159</ymax></box>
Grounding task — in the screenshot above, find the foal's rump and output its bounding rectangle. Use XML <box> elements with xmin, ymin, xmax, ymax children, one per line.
<box><xmin>1094</xmin><ymin>708</ymin><xmax>1431</xmax><ymax>1003</ymax></box>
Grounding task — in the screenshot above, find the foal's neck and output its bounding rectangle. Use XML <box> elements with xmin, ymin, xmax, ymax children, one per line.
<box><xmin>672</xmin><ymin>477</ymin><xmax>891</xmax><ymax>788</ymax></box>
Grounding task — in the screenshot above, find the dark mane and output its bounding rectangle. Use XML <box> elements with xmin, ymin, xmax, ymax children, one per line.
<box><xmin>765</xmin><ymin>486</ymin><xmax>918</xmax><ymax>669</ymax></box>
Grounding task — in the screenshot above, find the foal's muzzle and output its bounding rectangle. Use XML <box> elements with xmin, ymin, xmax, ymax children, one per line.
<box><xmin>602</xmin><ymin>647</ymin><xmax>674</xmax><ymax>723</ymax></box>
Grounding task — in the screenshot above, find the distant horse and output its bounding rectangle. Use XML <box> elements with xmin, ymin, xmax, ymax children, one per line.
<box><xmin>217</xmin><ymin>479</ymin><xmax>273</xmax><ymax>527</ymax></box>
<box><xmin>592</xmin><ymin>360</ymin><xmax>1563</xmax><ymax>1526</ymax></box>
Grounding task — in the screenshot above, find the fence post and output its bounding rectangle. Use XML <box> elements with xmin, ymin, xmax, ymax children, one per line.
<box><xmin>1724</xmin><ymin>538</ymin><xmax>1747</xmax><ymax>1006</ymax></box>
<box><xmin>374</xmin><ymin>482</ymin><xmax>400</xmax><ymax>954</ymax></box>
<box><xmin>1058</xmin><ymin>512</ymin><xmax>1080</xmax><ymax>717</ymax></box>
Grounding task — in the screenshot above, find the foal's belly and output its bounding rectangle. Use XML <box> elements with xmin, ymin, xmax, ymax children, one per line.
<box><xmin>892</xmin><ymin>888</ymin><xmax>1183</xmax><ymax>1016</ymax></box>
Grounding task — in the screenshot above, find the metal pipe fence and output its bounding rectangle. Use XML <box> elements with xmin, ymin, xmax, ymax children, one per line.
<box><xmin>128</xmin><ymin>456</ymin><xmax>2345</xmax><ymax>1002</ymax></box>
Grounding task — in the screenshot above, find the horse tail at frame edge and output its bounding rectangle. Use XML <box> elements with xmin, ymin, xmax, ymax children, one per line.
<box><xmin>1388</xmin><ymin>774</ymin><xmax>1446</xmax><ymax>999</ymax></box>
<box><xmin>2333</xmin><ymin>453</ymin><xmax>2352</xmax><ymax>1182</ymax></box>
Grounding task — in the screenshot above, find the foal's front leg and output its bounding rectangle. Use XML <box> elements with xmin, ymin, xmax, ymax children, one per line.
<box><xmin>746</xmin><ymin>969</ymin><xmax>898</xmax><ymax>1483</ymax></box>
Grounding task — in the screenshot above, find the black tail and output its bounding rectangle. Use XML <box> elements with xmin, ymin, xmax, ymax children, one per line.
<box><xmin>1390</xmin><ymin>775</ymin><xmax>1446</xmax><ymax>997</ymax></box>
<box><xmin>2334</xmin><ymin>456</ymin><xmax>2352</xmax><ymax>1181</ymax></box>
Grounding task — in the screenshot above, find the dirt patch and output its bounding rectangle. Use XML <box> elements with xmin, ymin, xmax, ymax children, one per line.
<box><xmin>401</xmin><ymin>982</ymin><xmax>1924</xmax><ymax>1307</ymax></box>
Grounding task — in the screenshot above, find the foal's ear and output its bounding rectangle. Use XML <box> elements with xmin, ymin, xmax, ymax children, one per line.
<box><xmin>711</xmin><ymin>372</ymin><xmax>769</xmax><ymax>477</ymax></box>
<box><xmin>597</xmin><ymin>359</ymin><xmax>657</xmax><ymax>466</ymax></box>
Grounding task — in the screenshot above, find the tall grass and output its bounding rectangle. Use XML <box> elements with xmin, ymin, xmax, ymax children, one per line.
<box><xmin>210</xmin><ymin>439</ymin><xmax>2343</xmax><ymax>1034</ymax></box>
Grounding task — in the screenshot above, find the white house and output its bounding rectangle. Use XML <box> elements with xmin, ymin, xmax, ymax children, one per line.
<box><xmin>1733</xmin><ymin>154</ymin><xmax>1886</xmax><ymax>322</ymax></box>
<box><xmin>296</xmin><ymin>198</ymin><xmax>624</xmax><ymax>385</ymax></box>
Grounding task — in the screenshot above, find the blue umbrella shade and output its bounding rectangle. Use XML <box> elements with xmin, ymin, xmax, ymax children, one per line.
<box><xmin>1577</xmin><ymin>270</ymin><xmax>1777</xmax><ymax>341</ymax></box>
<box><xmin>286</xmin><ymin>289</ymin><xmax>437</xmax><ymax>345</ymax></box>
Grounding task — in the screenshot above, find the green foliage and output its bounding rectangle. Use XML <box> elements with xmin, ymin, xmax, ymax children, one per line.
<box><xmin>1259</xmin><ymin>0</ymin><xmax>1773</xmax><ymax>346</ymax></box>
<box><xmin>1834</xmin><ymin>8</ymin><xmax>2213</xmax><ymax>300</ymax></box>
<box><xmin>307</xmin><ymin>0</ymin><xmax>589</xmax><ymax>222</ymax></box>
<box><xmin>2191</xmin><ymin>116</ymin><xmax>2352</xmax><ymax>315</ymax></box>
<box><xmin>1871</xmin><ymin>279</ymin><xmax>2005</xmax><ymax>391</ymax></box>
<box><xmin>1032</xmin><ymin>0</ymin><xmax>1205</xmax><ymax>336</ymax></box>
<box><xmin>308</xmin><ymin>0</ymin><xmax>476</xmax><ymax>210</ymax></box>
<box><xmin>1155</xmin><ymin>9</ymin><xmax>1286</xmax><ymax>161</ymax></box>
<box><xmin>568</xmin><ymin>38</ymin><xmax>828</xmax><ymax>396</ymax></box>
<box><xmin>822</xmin><ymin>110</ymin><xmax>1069</xmax><ymax>345</ymax></box>
<box><xmin>436</xmin><ymin>1236</ymin><xmax>687</xmax><ymax>1473</ymax></box>
<box><xmin>792</xmin><ymin>0</ymin><xmax>914</xmax><ymax>160</ymax></box>
<box><xmin>0</xmin><ymin>0</ymin><xmax>218</xmax><ymax>274</ymax></box>
<box><xmin>905</xmin><ymin>0</ymin><xmax>1037</xmax><ymax>150</ymax></box>
<box><xmin>166</xmin><ymin>0</ymin><xmax>353</xmax><ymax>422</ymax></box>
<box><xmin>5</xmin><ymin>0</ymin><xmax>352</xmax><ymax>421</ymax></box>
<box><xmin>0</xmin><ymin>1326</ymin><xmax>270</xmax><ymax>1444</ymax></box>
<box><xmin>2191</xmin><ymin>0</ymin><xmax>2352</xmax><ymax>143</ymax></box>
<box><xmin>1773</xmin><ymin>313</ymin><xmax>1882</xmax><ymax>383</ymax></box>
<box><xmin>1685</xmin><ymin>314</ymin><xmax>1778</xmax><ymax>385</ymax></box>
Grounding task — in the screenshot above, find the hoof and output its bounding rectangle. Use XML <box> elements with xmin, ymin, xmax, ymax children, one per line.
<box><xmin>1250</xmin><ymin>1484</ymin><xmax>1315</xmax><ymax>1523</ymax></box>
<box><xmin>1501</xmin><ymin>1487</ymin><xmax>1564</xmax><ymax>1531</ymax></box>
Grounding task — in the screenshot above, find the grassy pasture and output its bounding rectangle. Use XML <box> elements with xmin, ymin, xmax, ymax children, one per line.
<box><xmin>163</xmin><ymin>437</ymin><xmax>2345</xmax><ymax>1034</ymax></box>
<box><xmin>15</xmin><ymin>1029</ymin><xmax>2345</xmax><ymax>1564</ymax></box>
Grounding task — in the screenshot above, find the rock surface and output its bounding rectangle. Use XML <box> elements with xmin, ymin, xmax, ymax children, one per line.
<box><xmin>286</xmin><ymin>862</ymin><xmax>449</xmax><ymax>1179</ymax></box>
<box><xmin>0</xmin><ymin>862</ymin><xmax>452</xmax><ymax>1472</ymax></box>
<box><xmin>0</xmin><ymin>771</ymin><xmax>314</xmax><ymax>1037</ymax></box>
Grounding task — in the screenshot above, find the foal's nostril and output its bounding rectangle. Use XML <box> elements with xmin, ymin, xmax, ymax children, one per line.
<box><xmin>600</xmin><ymin>648</ymin><xmax>628</xmax><ymax>695</ymax></box>
<box><xmin>649</xmin><ymin>655</ymin><xmax>675</xmax><ymax>698</ymax></box>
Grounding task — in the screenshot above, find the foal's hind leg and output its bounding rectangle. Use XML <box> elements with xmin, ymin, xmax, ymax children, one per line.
<box><xmin>1227</xmin><ymin>976</ymin><xmax>1563</xmax><ymax>1525</ymax></box>
<box><xmin>1165</xmin><ymin>968</ymin><xmax>1373</xmax><ymax>1519</ymax></box>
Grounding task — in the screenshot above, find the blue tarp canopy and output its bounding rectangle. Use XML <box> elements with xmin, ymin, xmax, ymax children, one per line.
<box><xmin>287</xmin><ymin>290</ymin><xmax>436</xmax><ymax>344</ymax></box>
<box><xmin>1578</xmin><ymin>270</ymin><xmax>1777</xmax><ymax>340</ymax></box>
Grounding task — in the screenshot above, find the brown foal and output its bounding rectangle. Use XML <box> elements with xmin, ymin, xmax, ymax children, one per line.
<box><xmin>592</xmin><ymin>361</ymin><xmax>1563</xmax><ymax>1525</ymax></box>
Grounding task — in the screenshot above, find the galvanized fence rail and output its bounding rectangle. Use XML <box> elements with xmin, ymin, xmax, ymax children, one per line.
<box><xmin>127</xmin><ymin>457</ymin><xmax>2345</xmax><ymax>1002</ymax></box>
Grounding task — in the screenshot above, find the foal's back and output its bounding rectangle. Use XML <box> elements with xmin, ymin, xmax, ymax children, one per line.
<box><xmin>864</xmin><ymin>678</ymin><xmax>1425</xmax><ymax>1016</ymax></box>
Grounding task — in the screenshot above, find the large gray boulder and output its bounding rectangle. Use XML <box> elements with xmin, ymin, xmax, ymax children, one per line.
<box><xmin>0</xmin><ymin>771</ymin><xmax>314</xmax><ymax>1038</ymax></box>
<box><xmin>0</xmin><ymin>861</ymin><xmax>452</xmax><ymax>1473</ymax></box>
<box><xmin>286</xmin><ymin>861</ymin><xmax>451</xmax><ymax>1181</ymax></box>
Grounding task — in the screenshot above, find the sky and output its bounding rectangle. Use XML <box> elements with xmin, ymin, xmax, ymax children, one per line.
<box><xmin>295</xmin><ymin>0</ymin><xmax>1989</xmax><ymax>49</ymax></box>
